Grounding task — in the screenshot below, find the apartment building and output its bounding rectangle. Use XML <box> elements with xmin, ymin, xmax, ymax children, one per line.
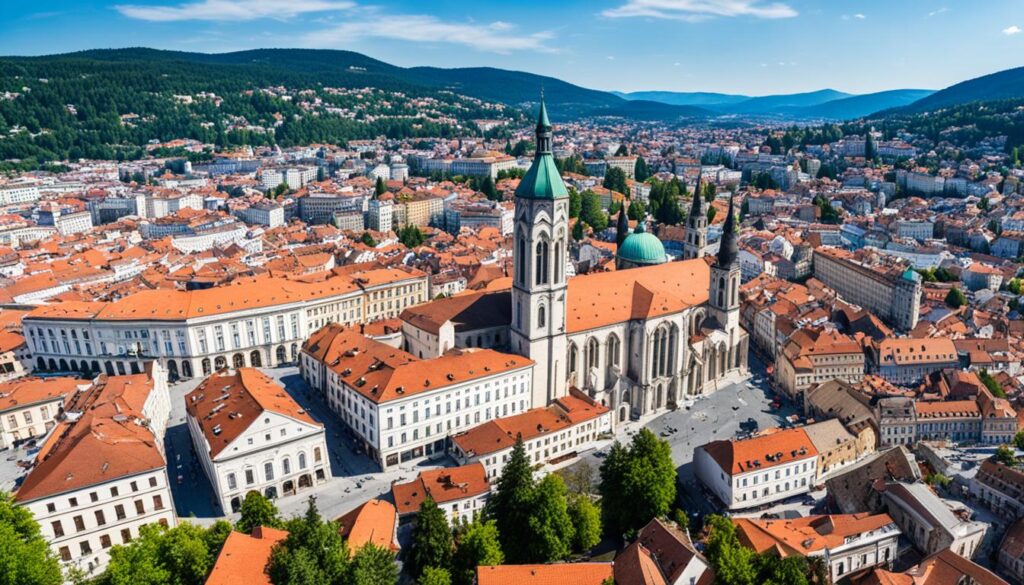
<box><xmin>803</xmin><ymin>419</ymin><xmax>871</xmax><ymax>479</ymax></box>
<box><xmin>24</xmin><ymin>265</ymin><xmax>428</xmax><ymax>381</ymax></box>
<box><xmin>882</xmin><ymin>481</ymin><xmax>988</xmax><ymax>560</ymax></box>
<box><xmin>775</xmin><ymin>327</ymin><xmax>865</xmax><ymax>399</ymax></box>
<box><xmin>695</xmin><ymin>427</ymin><xmax>818</xmax><ymax>510</ymax></box>
<box><xmin>606</xmin><ymin>155</ymin><xmax>638</xmax><ymax>179</ymax></box>
<box><xmin>878</xmin><ymin>397</ymin><xmax>917</xmax><ymax>447</ymax></box>
<box><xmin>813</xmin><ymin>247</ymin><xmax>922</xmax><ymax>331</ymax></box>
<box><xmin>299</xmin><ymin>325</ymin><xmax>534</xmax><ymax>470</ymax></box>
<box><xmin>259</xmin><ymin>166</ymin><xmax>317</xmax><ymax>191</ymax></box>
<box><xmin>0</xmin><ymin>329</ymin><xmax>32</xmax><ymax>382</ymax></box>
<box><xmin>185</xmin><ymin>368</ymin><xmax>330</xmax><ymax>513</ymax></box>
<box><xmin>393</xmin><ymin>194</ymin><xmax>443</xmax><ymax>228</ymax></box>
<box><xmin>15</xmin><ymin>369</ymin><xmax>174</xmax><ymax>577</ymax></box>
<box><xmin>392</xmin><ymin>463</ymin><xmax>490</xmax><ymax>524</ymax></box>
<box><xmin>803</xmin><ymin>379</ymin><xmax>879</xmax><ymax>452</ymax></box>
<box><xmin>868</xmin><ymin>337</ymin><xmax>958</xmax><ymax>385</ymax></box>
<box><xmin>0</xmin><ymin>377</ymin><xmax>81</xmax><ymax>450</ymax></box>
<box><xmin>450</xmin><ymin>390</ymin><xmax>612</xmax><ymax>480</ymax></box>
<box><xmin>970</xmin><ymin>460</ymin><xmax>1024</xmax><ymax>522</ymax></box>
<box><xmin>733</xmin><ymin>513</ymin><xmax>900</xmax><ymax>582</ymax></box>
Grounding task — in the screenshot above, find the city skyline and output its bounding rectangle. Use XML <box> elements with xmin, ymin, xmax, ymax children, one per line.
<box><xmin>3</xmin><ymin>0</ymin><xmax>1023</xmax><ymax>95</ymax></box>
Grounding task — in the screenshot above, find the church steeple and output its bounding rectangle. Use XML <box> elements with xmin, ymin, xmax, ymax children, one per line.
<box><xmin>683</xmin><ymin>173</ymin><xmax>708</xmax><ymax>260</ymax></box>
<box><xmin>515</xmin><ymin>94</ymin><xmax>566</xmax><ymax>200</ymax></box>
<box><xmin>535</xmin><ymin>93</ymin><xmax>552</xmax><ymax>154</ymax></box>
<box><xmin>717</xmin><ymin>193</ymin><xmax>739</xmax><ymax>268</ymax></box>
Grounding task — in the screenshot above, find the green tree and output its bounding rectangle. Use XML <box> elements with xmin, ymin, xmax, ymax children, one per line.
<box><xmin>580</xmin><ymin>190</ymin><xmax>608</xmax><ymax>232</ymax></box>
<box><xmin>375</xmin><ymin>176</ymin><xmax>387</xmax><ymax>197</ymax></box>
<box><xmin>0</xmin><ymin>492</ymin><xmax>63</xmax><ymax>585</ymax></box>
<box><xmin>480</xmin><ymin>175</ymin><xmax>498</xmax><ymax>201</ymax></box>
<box><xmin>706</xmin><ymin>205</ymin><xmax>717</xmax><ymax>223</ymax></box>
<box><xmin>944</xmin><ymin>287</ymin><xmax>967</xmax><ymax>308</ymax></box>
<box><xmin>1008</xmin><ymin>278</ymin><xmax>1022</xmax><ymax>294</ymax></box>
<box><xmin>603</xmin><ymin>167</ymin><xmax>628</xmax><ymax>194</ymax></box>
<box><xmin>704</xmin><ymin>515</ymin><xmax>757</xmax><ymax>585</ymax></box>
<box><xmin>451</xmin><ymin>518</ymin><xmax>503</xmax><ymax>585</ymax></box>
<box><xmin>272</xmin><ymin>182</ymin><xmax>290</xmax><ymax>198</ymax></box>
<box><xmin>865</xmin><ymin>132</ymin><xmax>876</xmax><ymax>160</ymax></box>
<box><xmin>418</xmin><ymin>567</ymin><xmax>452</xmax><ymax>585</ymax></box>
<box><xmin>926</xmin><ymin>473</ymin><xmax>952</xmax><ymax>488</ymax></box>
<box><xmin>572</xmin><ymin>220</ymin><xmax>585</xmax><ymax>242</ymax></box>
<box><xmin>236</xmin><ymin>491</ymin><xmax>282</xmax><ymax>534</ymax></box>
<box><xmin>995</xmin><ymin>445</ymin><xmax>1018</xmax><ymax>467</ymax></box>
<box><xmin>350</xmin><ymin>543</ymin><xmax>398</xmax><ymax>585</ymax></box>
<box><xmin>101</xmin><ymin>521</ymin><xmax>232</xmax><ymax>585</ymax></box>
<box><xmin>614</xmin><ymin>144</ymin><xmax>629</xmax><ymax>156</ymax></box>
<box><xmin>757</xmin><ymin>555</ymin><xmax>809</xmax><ymax>585</ymax></box>
<box><xmin>409</xmin><ymin>497</ymin><xmax>452</xmax><ymax>578</ymax></box>
<box><xmin>978</xmin><ymin>369</ymin><xmax>1007</xmax><ymax>398</ymax></box>
<box><xmin>634</xmin><ymin>156</ymin><xmax>651</xmax><ymax>182</ymax></box>
<box><xmin>268</xmin><ymin>498</ymin><xmax>351</xmax><ymax>585</ymax></box>
<box><xmin>568</xmin><ymin>187</ymin><xmax>582</xmax><ymax>219</ymax></box>
<box><xmin>487</xmin><ymin>438</ymin><xmax>535</xmax><ymax>563</ymax></box>
<box><xmin>399</xmin><ymin>224</ymin><xmax>425</xmax><ymax>248</ymax></box>
<box><xmin>627</xmin><ymin>199</ymin><xmax>647</xmax><ymax>221</ymax></box>
<box><xmin>599</xmin><ymin>429</ymin><xmax>676</xmax><ymax>536</ymax></box>
<box><xmin>1014</xmin><ymin>431</ymin><xmax>1024</xmax><ymax>451</ymax></box>
<box><xmin>527</xmin><ymin>475</ymin><xmax>575</xmax><ymax>562</ymax></box>
<box><xmin>567</xmin><ymin>495</ymin><xmax>601</xmax><ymax>553</ymax></box>
<box><xmin>511</xmin><ymin>140</ymin><xmax>533</xmax><ymax>157</ymax></box>
<box><xmin>360</xmin><ymin>232</ymin><xmax>377</xmax><ymax>246</ymax></box>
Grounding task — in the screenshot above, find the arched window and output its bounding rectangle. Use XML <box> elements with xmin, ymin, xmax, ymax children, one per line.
<box><xmin>298</xmin><ymin>452</ymin><xmax>307</xmax><ymax>469</ymax></box>
<box><xmin>517</xmin><ymin>238</ymin><xmax>526</xmax><ymax>284</ymax></box>
<box><xmin>554</xmin><ymin>241</ymin><xmax>563</xmax><ymax>283</ymax></box>
<box><xmin>516</xmin><ymin>301</ymin><xmax>522</xmax><ymax>329</ymax></box>
<box><xmin>568</xmin><ymin>343</ymin><xmax>578</xmax><ymax>374</ymax></box>
<box><xmin>282</xmin><ymin>458</ymin><xmax>291</xmax><ymax>475</ymax></box>
<box><xmin>264</xmin><ymin>461</ymin><xmax>275</xmax><ymax>481</ymax></box>
<box><xmin>587</xmin><ymin>338</ymin><xmax>599</xmax><ymax>370</ymax></box>
<box><xmin>607</xmin><ymin>335</ymin><xmax>620</xmax><ymax>367</ymax></box>
<box><xmin>538</xmin><ymin>305</ymin><xmax>546</xmax><ymax>328</ymax></box>
<box><xmin>535</xmin><ymin>241</ymin><xmax>549</xmax><ymax>285</ymax></box>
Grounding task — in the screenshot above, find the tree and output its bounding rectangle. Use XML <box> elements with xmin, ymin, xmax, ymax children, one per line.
<box><xmin>408</xmin><ymin>497</ymin><xmax>452</xmax><ymax>578</ymax></box>
<box><xmin>627</xmin><ymin>199</ymin><xmax>647</xmax><ymax>221</ymax></box>
<box><xmin>944</xmin><ymin>287</ymin><xmax>967</xmax><ymax>308</ymax></box>
<box><xmin>865</xmin><ymin>132</ymin><xmax>876</xmax><ymax>160</ymax></box>
<box><xmin>978</xmin><ymin>369</ymin><xmax>1007</xmax><ymax>398</ymax></box>
<box><xmin>487</xmin><ymin>438</ymin><xmax>535</xmax><ymax>563</ymax></box>
<box><xmin>926</xmin><ymin>472</ymin><xmax>952</xmax><ymax>488</ymax></box>
<box><xmin>236</xmin><ymin>491</ymin><xmax>282</xmax><ymax>534</ymax></box>
<box><xmin>451</xmin><ymin>518</ymin><xmax>503</xmax><ymax>585</ymax></box>
<box><xmin>603</xmin><ymin>167</ymin><xmax>628</xmax><ymax>194</ymax></box>
<box><xmin>634</xmin><ymin>156</ymin><xmax>651</xmax><ymax>182</ymax></box>
<box><xmin>399</xmin><ymin>224</ymin><xmax>425</xmax><ymax>248</ymax></box>
<box><xmin>0</xmin><ymin>492</ymin><xmax>63</xmax><ymax>585</ymax></box>
<box><xmin>350</xmin><ymin>544</ymin><xmax>398</xmax><ymax>585</ymax></box>
<box><xmin>995</xmin><ymin>445</ymin><xmax>1018</xmax><ymax>467</ymax></box>
<box><xmin>480</xmin><ymin>175</ymin><xmax>498</xmax><ymax>201</ymax></box>
<box><xmin>1008</xmin><ymin>278</ymin><xmax>1023</xmax><ymax>295</ymax></box>
<box><xmin>418</xmin><ymin>567</ymin><xmax>452</xmax><ymax>585</ymax></box>
<box><xmin>101</xmin><ymin>521</ymin><xmax>232</xmax><ymax>585</ymax></box>
<box><xmin>527</xmin><ymin>475</ymin><xmax>575</xmax><ymax>562</ymax></box>
<box><xmin>511</xmin><ymin>140</ymin><xmax>533</xmax><ymax>157</ymax></box>
<box><xmin>272</xmin><ymin>182</ymin><xmax>290</xmax><ymax>198</ymax></box>
<box><xmin>614</xmin><ymin>144</ymin><xmax>629</xmax><ymax>156</ymax></box>
<box><xmin>580</xmin><ymin>190</ymin><xmax>608</xmax><ymax>232</ymax></box>
<box><xmin>567</xmin><ymin>496</ymin><xmax>601</xmax><ymax>553</ymax></box>
<box><xmin>375</xmin><ymin>176</ymin><xmax>386</xmax><ymax>197</ymax></box>
<box><xmin>568</xmin><ymin>187</ymin><xmax>582</xmax><ymax>219</ymax></box>
<box><xmin>572</xmin><ymin>220</ymin><xmax>585</xmax><ymax>242</ymax></box>
<box><xmin>706</xmin><ymin>205</ymin><xmax>717</xmax><ymax>223</ymax></box>
<box><xmin>704</xmin><ymin>515</ymin><xmax>757</xmax><ymax>585</ymax></box>
<box><xmin>1014</xmin><ymin>431</ymin><xmax>1024</xmax><ymax>451</ymax></box>
<box><xmin>268</xmin><ymin>498</ymin><xmax>350</xmax><ymax>585</ymax></box>
<box><xmin>599</xmin><ymin>429</ymin><xmax>676</xmax><ymax>536</ymax></box>
<box><xmin>360</xmin><ymin>232</ymin><xmax>377</xmax><ymax>246</ymax></box>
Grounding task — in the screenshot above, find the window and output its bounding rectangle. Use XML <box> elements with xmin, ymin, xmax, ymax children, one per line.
<box><xmin>314</xmin><ymin>447</ymin><xmax>323</xmax><ymax>463</ymax></box>
<box><xmin>130</xmin><ymin>481</ymin><xmax>138</xmax><ymax>492</ymax></box>
<box><xmin>153</xmin><ymin>495</ymin><xmax>164</xmax><ymax>511</ymax></box>
<box><xmin>149</xmin><ymin>477</ymin><xmax>157</xmax><ymax>488</ymax></box>
<box><xmin>89</xmin><ymin>491</ymin><xmax>98</xmax><ymax>503</ymax></box>
<box><xmin>299</xmin><ymin>453</ymin><xmax>307</xmax><ymax>469</ymax></box>
<box><xmin>46</xmin><ymin>503</ymin><xmax>56</xmax><ymax>513</ymax></box>
<box><xmin>59</xmin><ymin>547</ymin><xmax>71</xmax><ymax>562</ymax></box>
<box><xmin>110</xmin><ymin>486</ymin><xmax>119</xmax><ymax>497</ymax></box>
<box><xmin>94</xmin><ymin>510</ymin><xmax>106</xmax><ymax>526</ymax></box>
<box><xmin>121</xmin><ymin>528</ymin><xmax>132</xmax><ymax>543</ymax></box>
<box><xmin>23</xmin><ymin>411</ymin><xmax>32</xmax><ymax>424</ymax></box>
<box><xmin>73</xmin><ymin>516</ymin><xmax>85</xmax><ymax>532</ymax></box>
<box><xmin>283</xmin><ymin>458</ymin><xmax>291</xmax><ymax>475</ymax></box>
<box><xmin>100</xmin><ymin>535</ymin><xmax>112</xmax><ymax>549</ymax></box>
<box><xmin>134</xmin><ymin>500</ymin><xmax>145</xmax><ymax>515</ymax></box>
<box><xmin>51</xmin><ymin>521</ymin><xmax>64</xmax><ymax>538</ymax></box>
<box><xmin>227</xmin><ymin>473</ymin><xmax>237</xmax><ymax>490</ymax></box>
<box><xmin>80</xmin><ymin>541</ymin><xmax>92</xmax><ymax>556</ymax></box>
<box><xmin>114</xmin><ymin>505</ymin><xmax>126</xmax><ymax>520</ymax></box>
<box><xmin>538</xmin><ymin>306</ymin><xmax>546</xmax><ymax>328</ymax></box>
<box><xmin>245</xmin><ymin>469</ymin><xmax>255</xmax><ymax>485</ymax></box>
<box><xmin>69</xmin><ymin>497</ymin><xmax>78</xmax><ymax>507</ymax></box>
<box><xmin>264</xmin><ymin>462</ymin><xmax>275</xmax><ymax>481</ymax></box>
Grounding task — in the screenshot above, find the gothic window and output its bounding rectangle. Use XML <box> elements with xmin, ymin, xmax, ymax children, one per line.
<box><xmin>607</xmin><ymin>335</ymin><xmax>620</xmax><ymax>367</ymax></box>
<box><xmin>587</xmin><ymin>338</ymin><xmax>599</xmax><ymax>370</ymax></box>
<box><xmin>538</xmin><ymin>305</ymin><xmax>546</xmax><ymax>328</ymax></box>
<box><xmin>554</xmin><ymin>241</ymin><xmax>563</xmax><ymax>283</ymax></box>
<box><xmin>568</xmin><ymin>343</ymin><xmax>578</xmax><ymax>375</ymax></box>
<box><xmin>517</xmin><ymin>238</ymin><xmax>526</xmax><ymax>284</ymax></box>
<box><xmin>516</xmin><ymin>301</ymin><xmax>522</xmax><ymax>329</ymax></box>
<box><xmin>535</xmin><ymin>241</ymin><xmax>550</xmax><ymax>285</ymax></box>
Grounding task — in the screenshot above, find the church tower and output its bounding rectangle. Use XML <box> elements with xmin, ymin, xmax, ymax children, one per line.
<box><xmin>511</xmin><ymin>97</ymin><xmax>570</xmax><ymax>408</ymax></box>
<box><xmin>708</xmin><ymin>194</ymin><xmax>741</xmax><ymax>337</ymax></box>
<box><xmin>683</xmin><ymin>174</ymin><xmax>708</xmax><ymax>259</ymax></box>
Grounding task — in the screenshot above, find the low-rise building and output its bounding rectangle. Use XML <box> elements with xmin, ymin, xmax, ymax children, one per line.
<box><xmin>614</xmin><ymin>517</ymin><xmax>714</xmax><ymax>585</ymax></box>
<box><xmin>451</xmin><ymin>390</ymin><xmax>611</xmax><ymax>480</ymax></box>
<box><xmin>0</xmin><ymin>330</ymin><xmax>32</xmax><ymax>381</ymax></box>
<box><xmin>0</xmin><ymin>377</ymin><xmax>80</xmax><ymax>450</ymax></box>
<box><xmin>881</xmin><ymin>481</ymin><xmax>988</xmax><ymax>560</ymax></box>
<box><xmin>971</xmin><ymin>460</ymin><xmax>1024</xmax><ymax>522</ymax></box>
<box><xmin>802</xmin><ymin>419</ymin><xmax>869</xmax><ymax>479</ymax></box>
<box><xmin>857</xmin><ymin>547</ymin><xmax>1010</xmax><ymax>585</ymax></box>
<box><xmin>734</xmin><ymin>513</ymin><xmax>900</xmax><ymax>582</ymax></box>
<box><xmin>392</xmin><ymin>463</ymin><xmax>490</xmax><ymax>524</ymax></box>
<box><xmin>775</xmin><ymin>327</ymin><xmax>864</xmax><ymax>399</ymax></box>
<box><xmin>185</xmin><ymin>368</ymin><xmax>330</xmax><ymax>513</ymax></box>
<box><xmin>999</xmin><ymin>519</ymin><xmax>1024</xmax><ymax>585</ymax></box>
<box><xmin>869</xmin><ymin>338</ymin><xmax>958</xmax><ymax>385</ymax></box>
<box><xmin>694</xmin><ymin>427</ymin><xmax>818</xmax><ymax>511</ymax></box>
<box><xmin>206</xmin><ymin>526</ymin><xmax>289</xmax><ymax>585</ymax></box>
<box><xmin>803</xmin><ymin>379</ymin><xmax>879</xmax><ymax>451</ymax></box>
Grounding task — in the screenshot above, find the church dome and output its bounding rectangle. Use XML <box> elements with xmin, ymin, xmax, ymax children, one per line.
<box><xmin>617</xmin><ymin>222</ymin><xmax>667</xmax><ymax>266</ymax></box>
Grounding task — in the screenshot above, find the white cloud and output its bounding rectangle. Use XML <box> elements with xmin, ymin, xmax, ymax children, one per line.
<box><xmin>303</xmin><ymin>15</ymin><xmax>555</xmax><ymax>54</ymax></box>
<box><xmin>854</xmin><ymin>13</ymin><xmax>866</xmax><ymax>19</ymax></box>
<box><xmin>602</xmin><ymin>0</ymin><xmax>797</xmax><ymax>22</ymax></box>
<box><xmin>115</xmin><ymin>0</ymin><xmax>353</xmax><ymax>22</ymax></box>
<box><xmin>927</xmin><ymin>7</ymin><xmax>948</xmax><ymax>17</ymax></box>
<box><xmin>1003</xmin><ymin>25</ymin><xmax>1022</xmax><ymax>35</ymax></box>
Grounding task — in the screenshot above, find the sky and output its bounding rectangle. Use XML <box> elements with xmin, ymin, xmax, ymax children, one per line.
<box><xmin>2</xmin><ymin>0</ymin><xmax>1023</xmax><ymax>95</ymax></box>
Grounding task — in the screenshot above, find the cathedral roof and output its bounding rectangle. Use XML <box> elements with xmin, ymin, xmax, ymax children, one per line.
<box><xmin>617</xmin><ymin>222</ymin><xmax>667</xmax><ymax>266</ymax></box>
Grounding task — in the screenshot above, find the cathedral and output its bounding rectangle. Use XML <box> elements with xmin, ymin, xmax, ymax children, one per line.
<box><xmin>401</xmin><ymin>99</ymin><xmax>748</xmax><ymax>422</ymax></box>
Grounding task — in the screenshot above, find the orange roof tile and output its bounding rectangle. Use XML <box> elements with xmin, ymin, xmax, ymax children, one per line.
<box><xmin>392</xmin><ymin>463</ymin><xmax>489</xmax><ymax>515</ymax></box>
<box><xmin>477</xmin><ymin>563</ymin><xmax>613</xmax><ymax>585</ymax></box>
<box><xmin>205</xmin><ymin>526</ymin><xmax>289</xmax><ymax>585</ymax></box>
<box><xmin>701</xmin><ymin>427</ymin><xmax>818</xmax><ymax>475</ymax></box>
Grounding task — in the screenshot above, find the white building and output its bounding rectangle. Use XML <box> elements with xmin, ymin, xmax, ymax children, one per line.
<box><xmin>300</xmin><ymin>324</ymin><xmax>534</xmax><ymax>470</ymax></box>
<box><xmin>694</xmin><ymin>427</ymin><xmax>818</xmax><ymax>510</ymax></box>
<box><xmin>260</xmin><ymin>167</ymin><xmax>317</xmax><ymax>191</ymax></box>
<box><xmin>14</xmin><ymin>367</ymin><xmax>174</xmax><ymax>578</ymax></box>
<box><xmin>392</xmin><ymin>463</ymin><xmax>491</xmax><ymax>524</ymax></box>
<box><xmin>367</xmin><ymin>198</ymin><xmax>393</xmax><ymax>233</ymax></box>
<box><xmin>0</xmin><ymin>377</ymin><xmax>80</xmax><ymax>450</ymax></box>
<box><xmin>233</xmin><ymin>201</ymin><xmax>285</xmax><ymax>228</ymax></box>
<box><xmin>882</xmin><ymin>481</ymin><xmax>988</xmax><ymax>559</ymax></box>
<box><xmin>185</xmin><ymin>368</ymin><xmax>330</xmax><ymax>513</ymax></box>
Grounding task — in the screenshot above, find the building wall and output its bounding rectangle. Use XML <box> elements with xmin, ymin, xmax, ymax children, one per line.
<box><xmin>694</xmin><ymin>446</ymin><xmax>816</xmax><ymax>510</ymax></box>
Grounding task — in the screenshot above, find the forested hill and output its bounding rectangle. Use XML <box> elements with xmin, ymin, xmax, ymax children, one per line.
<box><xmin>899</xmin><ymin>65</ymin><xmax>1024</xmax><ymax>113</ymax></box>
<box><xmin>0</xmin><ymin>48</ymin><xmax>707</xmax><ymax>169</ymax></box>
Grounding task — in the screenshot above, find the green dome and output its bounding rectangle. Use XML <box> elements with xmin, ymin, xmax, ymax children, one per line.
<box><xmin>617</xmin><ymin>223</ymin><xmax>667</xmax><ymax>265</ymax></box>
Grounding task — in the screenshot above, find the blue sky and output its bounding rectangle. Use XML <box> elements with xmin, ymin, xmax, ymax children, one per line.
<box><xmin>3</xmin><ymin>0</ymin><xmax>1023</xmax><ymax>95</ymax></box>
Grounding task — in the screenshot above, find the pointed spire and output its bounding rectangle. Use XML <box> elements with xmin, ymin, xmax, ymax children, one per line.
<box><xmin>537</xmin><ymin>89</ymin><xmax>551</xmax><ymax>130</ymax></box>
<box><xmin>717</xmin><ymin>193</ymin><xmax>738</xmax><ymax>267</ymax></box>
<box><xmin>689</xmin><ymin>171</ymin><xmax>704</xmax><ymax>222</ymax></box>
<box><xmin>534</xmin><ymin>91</ymin><xmax>552</xmax><ymax>155</ymax></box>
<box><xmin>616</xmin><ymin>199</ymin><xmax>630</xmax><ymax>248</ymax></box>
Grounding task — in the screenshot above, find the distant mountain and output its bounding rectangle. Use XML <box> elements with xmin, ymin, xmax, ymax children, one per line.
<box><xmin>716</xmin><ymin>89</ymin><xmax>852</xmax><ymax>114</ymax></box>
<box><xmin>793</xmin><ymin>89</ymin><xmax>935</xmax><ymax>119</ymax></box>
<box><xmin>901</xmin><ymin>65</ymin><xmax>1024</xmax><ymax>113</ymax></box>
<box><xmin>612</xmin><ymin>90</ymin><xmax>751</xmax><ymax>107</ymax></box>
<box><xmin>30</xmin><ymin>48</ymin><xmax>707</xmax><ymax>121</ymax></box>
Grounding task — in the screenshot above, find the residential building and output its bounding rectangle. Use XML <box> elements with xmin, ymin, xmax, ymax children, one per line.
<box><xmin>775</xmin><ymin>327</ymin><xmax>865</xmax><ymax>399</ymax></box>
<box><xmin>803</xmin><ymin>379</ymin><xmax>879</xmax><ymax>452</ymax></box>
<box><xmin>803</xmin><ymin>419</ymin><xmax>870</xmax><ymax>479</ymax></box>
<box><xmin>856</xmin><ymin>548</ymin><xmax>1010</xmax><ymax>585</ymax></box>
<box><xmin>869</xmin><ymin>338</ymin><xmax>958</xmax><ymax>385</ymax></box>
<box><xmin>0</xmin><ymin>377</ymin><xmax>79</xmax><ymax>450</ymax></box>
<box><xmin>813</xmin><ymin>247</ymin><xmax>922</xmax><ymax>331</ymax></box>
<box><xmin>614</xmin><ymin>518</ymin><xmax>714</xmax><ymax>585</ymax></box>
<box><xmin>185</xmin><ymin>368</ymin><xmax>330</xmax><ymax>513</ymax></box>
<box><xmin>733</xmin><ymin>513</ymin><xmax>900</xmax><ymax>582</ymax></box>
<box><xmin>971</xmin><ymin>460</ymin><xmax>1024</xmax><ymax>522</ymax></box>
<box><xmin>694</xmin><ymin>427</ymin><xmax>818</xmax><ymax>510</ymax></box>
<box><xmin>392</xmin><ymin>463</ymin><xmax>490</xmax><ymax>524</ymax></box>
<box><xmin>999</xmin><ymin>519</ymin><xmax>1024</xmax><ymax>585</ymax></box>
<box><xmin>337</xmin><ymin>499</ymin><xmax>399</xmax><ymax>555</ymax></box>
<box><xmin>878</xmin><ymin>397</ymin><xmax>918</xmax><ymax>447</ymax></box>
<box><xmin>881</xmin><ymin>481</ymin><xmax>988</xmax><ymax>559</ymax></box>
<box><xmin>0</xmin><ymin>329</ymin><xmax>31</xmax><ymax>382</ymax></box>
<box><xmin>206</xmin><ymin>526</ymin><xmax>289</xmax><ymax>585</ymax></box>
<box><xmin>450</xmin><ymin>390</ymin><xmax>612</xmax><ymax>480</ymax></box>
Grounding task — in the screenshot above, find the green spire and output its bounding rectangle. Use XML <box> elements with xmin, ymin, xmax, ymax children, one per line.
<box><xmin>537</xmin><ymin>92</ymin><xmax>551</xmax><ymax>130</ymax></box>
<box><xmin>515</xmin><ymin>92</ymin><xmax>567</xmax><ymax>200</ymax></box>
